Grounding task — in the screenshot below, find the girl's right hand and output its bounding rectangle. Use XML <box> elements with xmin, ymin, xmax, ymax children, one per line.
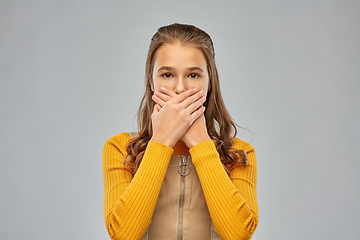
<box><xmin>150</xmin><ymin>87</ymin><xmax>206</xmax><ymax>148</ymax></box>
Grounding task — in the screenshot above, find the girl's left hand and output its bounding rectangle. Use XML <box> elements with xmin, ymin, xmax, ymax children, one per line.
<box><xmin>152</xmin><ymin>88</ymin><xmax>211</xmax><ymax>148</ymax></box>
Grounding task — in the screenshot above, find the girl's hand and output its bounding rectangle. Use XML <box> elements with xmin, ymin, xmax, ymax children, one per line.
<box><xmin>181</xmin><ymin>114</ymin><xmax>210</xmax><ymax>148</ymax></box>
<box><xmin>152</xmin><ymin>88</ymin><xmax>210</xmax><ymax>148</ymax></box>
<box><xmin>150</xmin><ymin>87</ymin><xmax>206</xmax><ymax>148</ymax></box>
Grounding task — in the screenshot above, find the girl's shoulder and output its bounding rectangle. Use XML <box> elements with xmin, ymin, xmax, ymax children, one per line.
<box><xmin>106</xmin><ymin>132</ymin><xmax>132</xmax><ymax>142</ymax></box>
<box><xmin>104</xmin><ymin>132</ymin><xmax>133</xmax><ymax>152</ymax></box>
<box><xmin>233</xmin><ymin>137</ymin><xmax>255</xmax><ymax>154</ymax></box>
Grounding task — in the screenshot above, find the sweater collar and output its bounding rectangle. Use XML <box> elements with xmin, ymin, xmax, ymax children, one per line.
<box><xmin>173</xmin><ymin>140</ymin><xmax>190</xmax><ymax>156</ymax></box>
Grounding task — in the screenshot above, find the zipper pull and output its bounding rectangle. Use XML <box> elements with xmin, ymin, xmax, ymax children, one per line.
<box><xmin>182</xmin><ymin>155</ymin><xmax>187</xmax><ymax>164</ymax></box>
<box><xmin>178</xmin><ymin>155</ymin><xmax>191</xmax><ymax>177</ymax></box>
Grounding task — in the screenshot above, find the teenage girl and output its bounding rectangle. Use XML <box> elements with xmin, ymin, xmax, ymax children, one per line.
<box><xmin>103</xmin><ymin>23</ymin><xmax>259</xmax><ymax>240</ymax></box>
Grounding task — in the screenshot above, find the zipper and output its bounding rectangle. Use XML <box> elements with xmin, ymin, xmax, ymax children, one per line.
<box><xmin>178</xmin><ymin>155</ymin><xmax>190</xmax><ymax>240</ymax></box>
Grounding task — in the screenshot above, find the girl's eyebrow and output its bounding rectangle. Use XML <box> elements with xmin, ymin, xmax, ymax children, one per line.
<box><xmin>188</xmin><ymin>67</ymin><xmax>204</xmax><ymax>72</ymax></box>
<box><xmin>157</xmin><ymin>66</ymin><xmax>173</xmax><ymax>72</ymax></box>
<box><xmin>157</xmin><ymin>66</ymin><xmax>204</xmax><ymax>72</ymax></box>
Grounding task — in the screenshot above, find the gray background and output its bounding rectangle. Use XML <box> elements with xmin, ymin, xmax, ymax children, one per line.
<box><xmin>1</xmin><ymin>0</ymin><xmax>359</xmax><ymax>239</ymax></box>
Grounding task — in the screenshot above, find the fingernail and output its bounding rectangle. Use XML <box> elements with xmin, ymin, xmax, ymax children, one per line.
<box><xmin>193</xmin><ymin>88</ymin><xmax>198</xmax><ymax>92</ymax></box>
<box><xmin>199</xmin><ymin>90</ymin><xmax>204</xmax><ymax>95</ymax></box>
<box><xmin>154</xmin><ymin>91</ymin><xmax>158</xmax><ymax>95</ymax></box>
<box><xmin>161</xmin><ymin>87</ymin><xmax>166</xmax><ymax>91</ymax></box>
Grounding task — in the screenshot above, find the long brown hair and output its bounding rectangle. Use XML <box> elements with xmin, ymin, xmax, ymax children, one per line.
<box><xmin>125</xmin><ymin>23</ymin><xmax>247</xmax><ymax>174</ymax></box>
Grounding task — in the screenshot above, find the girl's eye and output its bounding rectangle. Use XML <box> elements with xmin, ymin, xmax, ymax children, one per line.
<box><xmin>189</xmin><ymin>73</ymin><xmax>199</xmax><ymax>78</ymax></box>
<box><xmin>163</xmin><ymin>73</ymin><xmax>173</xmax><ymax>78</ymax></box>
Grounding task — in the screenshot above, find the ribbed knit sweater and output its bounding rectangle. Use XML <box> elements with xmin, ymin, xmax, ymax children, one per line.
<box><xmin>102</xmin><ymin>132</ymin><xmax>258</xmax><ymax>240</ymax></box>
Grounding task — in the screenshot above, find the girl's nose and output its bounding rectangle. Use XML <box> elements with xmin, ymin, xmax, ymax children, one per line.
<box><xmin>174</xmin><ymin>78</ymin><xmax>186</xmax><ymax>94</ymax></box>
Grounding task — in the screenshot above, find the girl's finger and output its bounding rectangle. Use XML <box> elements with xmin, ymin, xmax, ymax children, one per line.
<box><xmin>171</xmin><ymin>88</ymin><xmax>200</xmax><ymax>104</ymax></box>
<box><xmin>155</xmin><ymin>104</ymin><xmax>162</xmax><ymax>111</ymax></box>
<box><xmin>152</xmin><ymin>103</ymin><xmax>159</xmax><ymax>117</ymax></box>
<box><xmin>152</xmin><ymin>94</ymin><xmax>166</xmax><ymax>107</ymax></box>
<box><xmin>189</xmin><ymin>106</ymin><xmax>206</xmax><ymax>124</ymax></box>
<box><xmin>159</xmin><ymin>87</ymin><xmax>177</xmax><ymax>98</ymax></box>
<box><xmin>154</xmin><ymin>90</ymin><xmax>172</xmax><ymax>103</ymax></box>
<box><xmin>191</xmin><ymin>101</ymin><xmax>205</xmax><ymax>115</ymax></box>
<box><xmin>186</xmin><ymin>95</ymin><xmax>206</xmax><ymax>115</ymax></box>
<box><xmin>180</xmin><ymin>90</ymin><xmax>205</xmax><ymax>109</ymax></box>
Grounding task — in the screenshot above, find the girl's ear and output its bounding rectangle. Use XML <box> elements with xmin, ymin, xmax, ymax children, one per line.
<box><xmin>149</xmin><ymin>78</ymin><xmax>154</xmax><ymax>91</ymax></box>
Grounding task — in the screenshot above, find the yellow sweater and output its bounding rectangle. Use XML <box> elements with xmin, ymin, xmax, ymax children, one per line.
<box><xmin>102</xmin><ymin>133</ymin><xmax>259</xmax><ymax>240</ymax></box>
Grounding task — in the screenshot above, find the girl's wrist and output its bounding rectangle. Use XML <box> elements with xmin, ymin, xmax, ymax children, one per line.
<box><xmin>185</xmin><ymin>135</ymin><xmax>211</xmax><ymax>149</ymax></box>
<box><xmin>150</xmin><ymin>134</ymin><xmax>176</xmax><ymax>149</ymax></box>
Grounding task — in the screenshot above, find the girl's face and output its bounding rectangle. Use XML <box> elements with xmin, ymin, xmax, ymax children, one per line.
<box><xmin>151</xmin><ymin>43</ymin><xmax>210</xmax><ymax>95</ymax></box>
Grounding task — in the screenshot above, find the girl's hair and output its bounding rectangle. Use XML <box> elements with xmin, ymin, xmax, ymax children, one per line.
<box><xmin>125</xmin><ymin>23</ymin><xmax>247</xmax><ymax>174</ymax></box>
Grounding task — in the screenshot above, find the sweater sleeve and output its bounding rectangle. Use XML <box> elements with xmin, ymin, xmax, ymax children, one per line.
<box><xmin>189</xmin><ymin>138</ymin><xmax>259</xmax><ymax>240</ymax></box>
<box><xmin>102</xmin><ymin>133</ymin><xmax>174</xmax><ymax>240</ymax></box>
